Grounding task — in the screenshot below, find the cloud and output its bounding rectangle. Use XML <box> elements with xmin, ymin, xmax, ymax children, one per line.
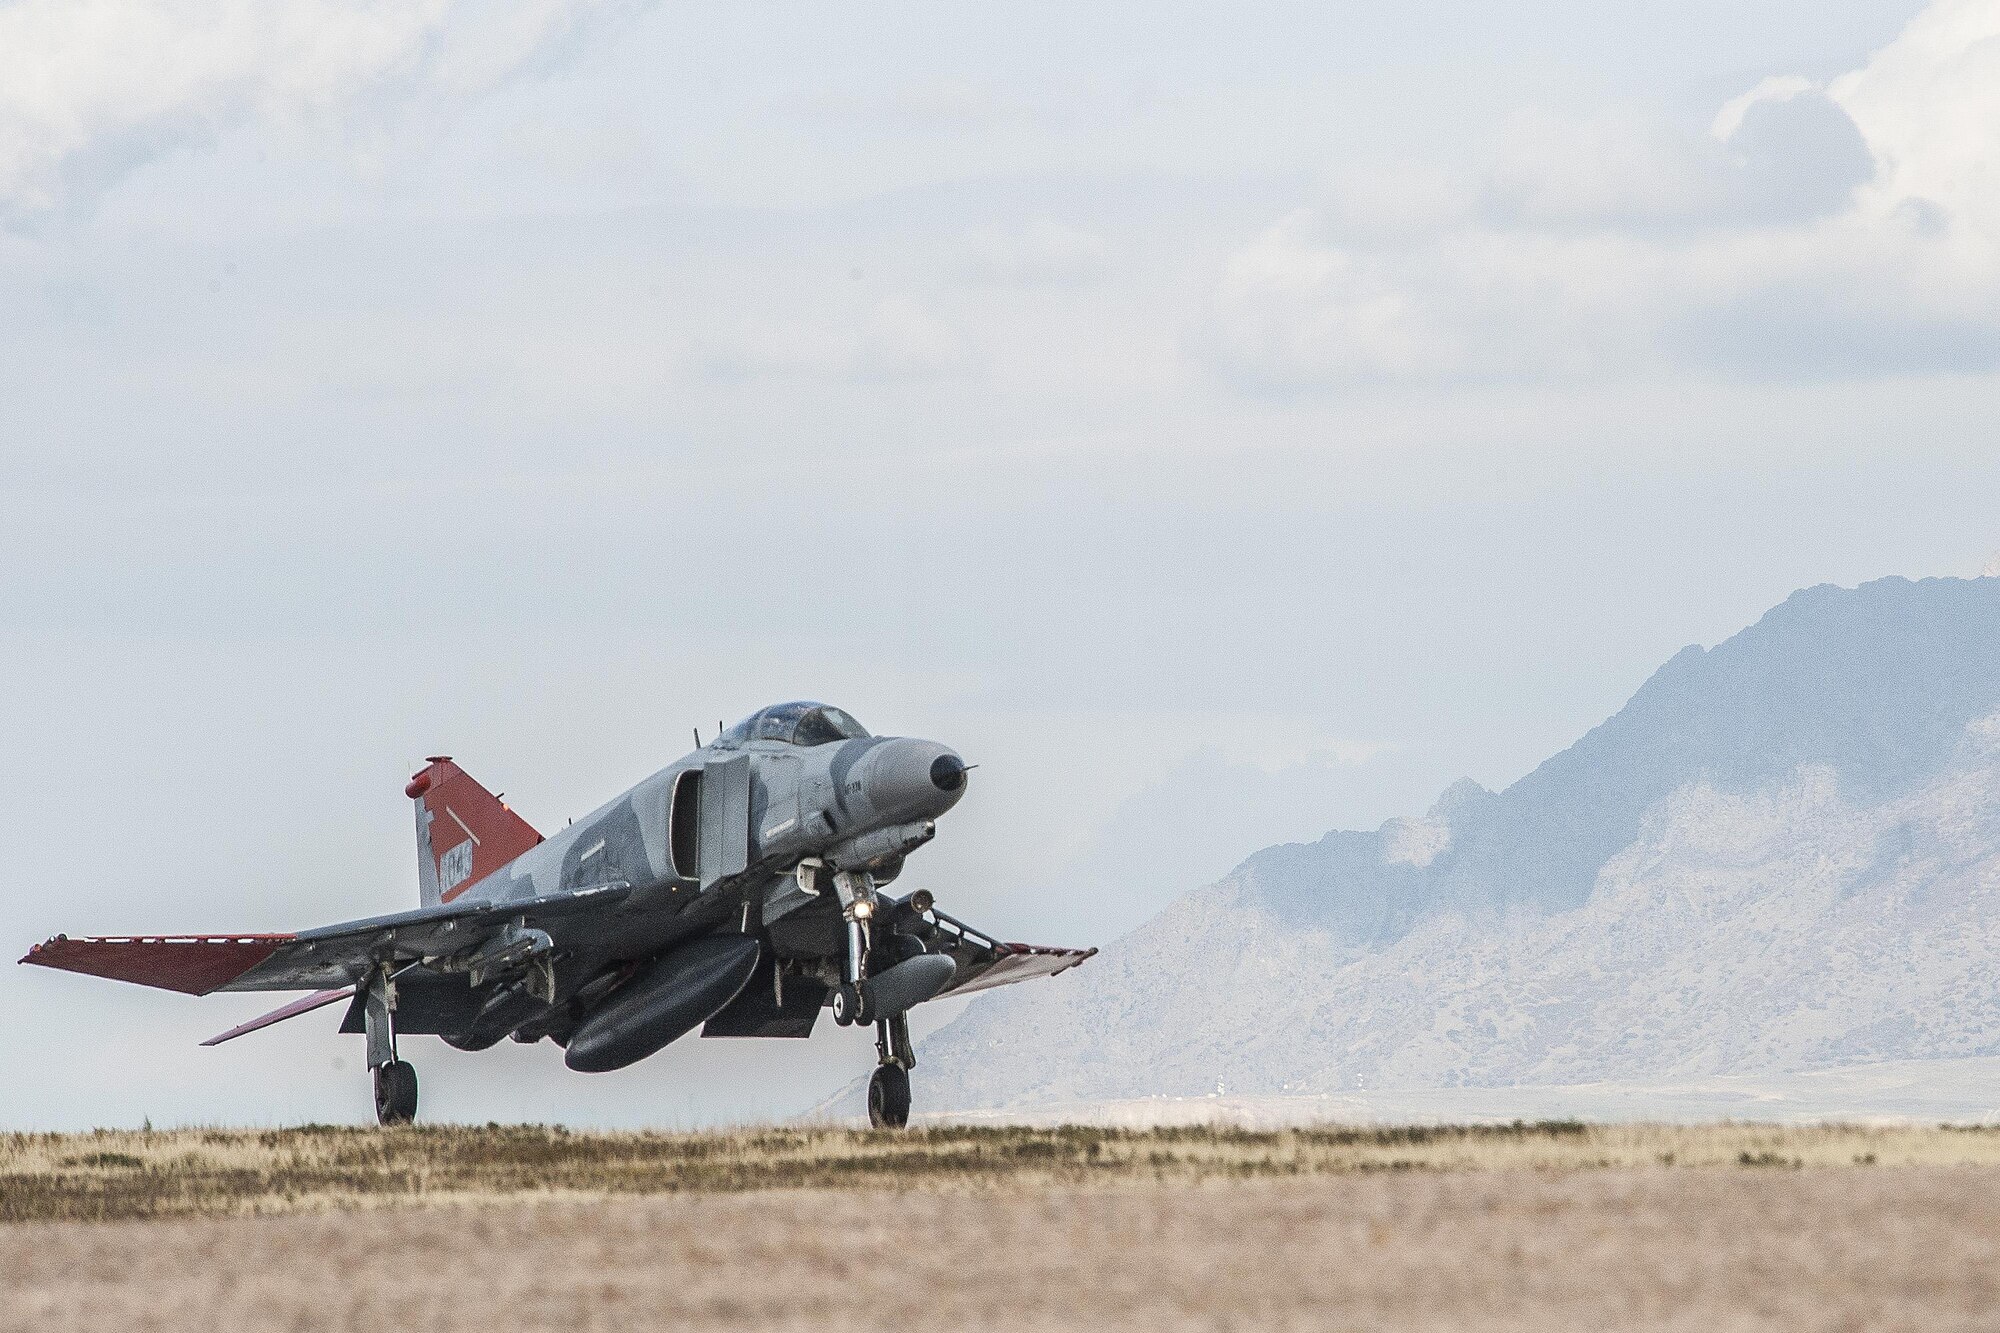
<box><xmin>798</xmin><ymin>78</ymin><xmax>1013</xmax><ymax>133</ymax></box>
<box><xmin>961</xmin><ymin>218</ymin><xmax>1110</xmax><ymax>287</ymax></box>
<box><xmin>1316</xmin><ymin>161</ymin><xmax>1475</xmax><ymax>243</ymax></box>
<box><xmin>1201</xmin><ymin>0</ymin><xmax>2000</xmax><ymax>386</ymax></box>
<box><xmin>0</xmin><ymin>0</ymin><xmax>622</xmax><ymax>219</ymax></box>
<box><xmin>694</xmin><ymin>298</ymin><xmax>975</xmax><ymax>384</ymax></box>
<box><xmin>1711</xmin><ymin>76</ymin><xmax>1818</xmax><ymax>142</ymax></box>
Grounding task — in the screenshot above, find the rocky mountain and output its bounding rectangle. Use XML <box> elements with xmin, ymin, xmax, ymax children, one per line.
<box><xmin>907</xmin><ymin>575</ymin><xmax>2000</xmax><ymax>1109</ymax></box>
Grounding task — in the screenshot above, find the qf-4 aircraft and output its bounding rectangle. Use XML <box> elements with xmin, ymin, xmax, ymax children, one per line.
<box><xmin>20</xmin><ymin>702</ymin><xmax>1094</xmax><ymax>1126</ymax></box>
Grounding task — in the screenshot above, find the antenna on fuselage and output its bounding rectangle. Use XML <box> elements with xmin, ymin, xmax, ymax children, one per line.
<box><xmin>693</xmin><ymin>727</ymin><xmax>701</xmax><ymax>748</ymax></box>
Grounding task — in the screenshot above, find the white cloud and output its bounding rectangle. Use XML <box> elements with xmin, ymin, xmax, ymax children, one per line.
<box><xmin>961</xmin><ymin>218</ymin><xmax>1110</xmax><ymax>287</ymax></box>
<box><xmin>0</xmin><ymin>0</ymin><xmax>619</xmax><ymax>218</ymax></box>
<box><xmin>1480</xmin><ymin>112</ymin><xmax>1731</xmax><ymax>231</ymax></box>
<box><xmin>1712</xmin><ymin>76</ymin><xmax>1818</xmax><ymax>141</ymax></box>
<box><xmin>1202</xmin><ymin>0</ymin><xmax>2000</xmax><ymax>386</ymax></box>
<box><xmin>852</xmin><ymin>296</ymin><xmax>976</xmax><ymax>381</ymax></box>
<box><xmin>1204</xmin><ymin>210</ymin><xmax>1466</xmax><ymax>382</ymax></box>
<box><xmin>799</xmin><ymin>77</ymin><xmax>1013</xmax><ymax>133</ymax></box>
<box><xmin>694</xmin><ymin>298</ymin><xmax>975</xmax><ymax>384</ymax></box>
<box><xmin>1317</xmin><ymin>161</ymin><xmax>1475</xmax><ymax>243</ymax></box>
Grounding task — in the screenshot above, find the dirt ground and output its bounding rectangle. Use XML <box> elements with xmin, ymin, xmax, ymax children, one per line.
<box><xmin>6</xmin><ymin>1168</ymin><xmax>1999</xmax><ymax>1333</ymax></box>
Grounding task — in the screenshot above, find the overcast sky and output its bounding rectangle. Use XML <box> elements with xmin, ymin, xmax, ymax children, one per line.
<box><xmin>3</xmin><ymin>0</ymin><xmax>1997</xmax><ymax>1129</ymax></box>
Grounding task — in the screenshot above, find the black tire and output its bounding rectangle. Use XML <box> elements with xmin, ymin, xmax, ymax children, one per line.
<box><xmin>867</xmin><ymin>1063</ymin><xmax>911</xmax><ymax>1129</ymax></box>
<box><xmin>373</xmin><ymin>1059</ymin><xmax>419</xmax><ymax>1126</ymax></box>
<box><xmin>832</xmin><ymin>982</ymin><xmax>869</xmax><ymax>1027</ymax></box>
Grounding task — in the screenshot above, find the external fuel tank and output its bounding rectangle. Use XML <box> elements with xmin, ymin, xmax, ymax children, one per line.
<box><xmin>564</xmin><ymin>934</ymin><xmax>762</xmax><ymax>1073</ymax></box>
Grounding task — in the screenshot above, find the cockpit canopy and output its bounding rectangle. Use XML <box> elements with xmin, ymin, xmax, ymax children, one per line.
<box><xmin>716</xmin><ymin>701</ymin><xmax>871</xmax><ymax>749</ymax></box>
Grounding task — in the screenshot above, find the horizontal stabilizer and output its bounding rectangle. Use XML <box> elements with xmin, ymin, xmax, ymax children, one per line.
<box><xmin>888</xmin><ymin>897</ymin><xmax>1096</xmax><ymax>1000</ymax></box>
<box><xmin>201</xmin><ymin>986</ymin><xmax>355</xmax><ymax>1046</ymax></box>
<box><xmin>19</xmin><ymin>934</ymin><xmax>296</xmax><ymax>996</ymax></box>
<box><xmin>941</xmin><ymin>942</ymin><xmax>1096</xmax><ymax>998</ymax></box>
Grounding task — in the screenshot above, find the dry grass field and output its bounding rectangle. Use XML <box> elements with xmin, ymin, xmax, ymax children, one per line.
<box><xmin>5</xmin><ymin>1123</ymin><xmax>2000</xmax><ymax>1331</ymax></box>
<box><xmin>8</xmin><ymin>1121</ymin><xmax>2000</xmax><ymax>1222</ymax></box>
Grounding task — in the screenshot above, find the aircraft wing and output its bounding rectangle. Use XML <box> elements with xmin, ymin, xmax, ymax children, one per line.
<box><xmin>18</xmin><ymin>883</ymin><xmax>632</xmax><ymax>996</ymax></box>
<box><xmin>905</xmin><ymin>903</ymin><xmax>1096</xmax><ymax>998</ymax></box>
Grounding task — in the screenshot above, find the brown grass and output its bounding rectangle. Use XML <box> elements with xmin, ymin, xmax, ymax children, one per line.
<box><xmin>5</xmin><ymin>1120</ymin><xmax>2000</xmax><ymax>1223</ymax></box>
<box><xmin>6</xmin><ymin>1170</ymin><xmax>2000</xmax><ymax>1331</ymax></box>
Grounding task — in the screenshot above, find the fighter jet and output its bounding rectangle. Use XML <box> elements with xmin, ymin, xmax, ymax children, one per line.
<box><xmin>20</xmin><ymin>702</ymin><xmax>1094</xmax><ymax>1127</ymax></box>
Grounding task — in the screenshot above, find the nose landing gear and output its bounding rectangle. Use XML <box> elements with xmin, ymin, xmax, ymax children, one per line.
<box><xmin>831</xmin><ymin>870</ymin><xmax>877</xmax><ymax>1029</ymax></box>
<box><xmin>829</xmin><ymin>870</ymin><xmax>915</xmax><ymax>1129</ymax></box>
<box><xmin>831</xmin><ymin>980</ymin><xmax>871</xmax><ymax>1027</ymax></box>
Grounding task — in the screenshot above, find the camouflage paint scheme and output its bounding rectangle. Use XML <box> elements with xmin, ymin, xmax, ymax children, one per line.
<box><xmin>20</xmin><ymin>702</ymin><xmax>1093</xmax><ymax>1114</ymax></box>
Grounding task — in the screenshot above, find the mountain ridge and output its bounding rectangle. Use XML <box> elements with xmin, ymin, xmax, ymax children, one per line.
<box><xmin>1241</xmin><ymin>575</ymin><xmax>2000</xmax><ymax>941</ymax></box>
<box><xmin>894</xmin><ymin>574</ymin><xmax>2000</xmax><ymax>1112</ymax></box>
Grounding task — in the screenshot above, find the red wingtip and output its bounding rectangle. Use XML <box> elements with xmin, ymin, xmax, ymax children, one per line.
<box><xmin>21</xmin><ymin>934</ymin><xmax>294</xmax><ymax>995</ymax></box>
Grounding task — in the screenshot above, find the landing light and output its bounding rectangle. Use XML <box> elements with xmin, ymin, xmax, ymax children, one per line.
<box><xmin>851</xmin><ymin>899</ymin><xmax>875</xmax><ymax>920</ymax></box>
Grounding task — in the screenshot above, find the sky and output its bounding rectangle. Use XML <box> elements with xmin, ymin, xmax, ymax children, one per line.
<box><xmin>2</xmin><ymin>0</ymin><xmax>1997</xmax><ymax>1129</ymax></box>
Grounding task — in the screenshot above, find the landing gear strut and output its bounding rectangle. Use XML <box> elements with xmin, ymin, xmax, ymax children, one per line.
<box><xmin>364</xmin><ymin>962</ymin><xmax>419</xmax><ymax>1126</ymax></box>
<box><xmin>831</xmin><ymin>870</ymin><xmax>875</xmax><ymax>1029</ymax></box>
<box><xmin>830</xmin><ymin>869</ymin><xmax>911</xmax><ymax>1128</ymax></box>
<box><xmin>867</xmin><ymin>1011</ymin><xmax>914</xmax><ymax>1129</ymax></box>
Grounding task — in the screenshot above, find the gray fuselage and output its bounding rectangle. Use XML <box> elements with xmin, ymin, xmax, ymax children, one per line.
<box><xmin>437</xmin><ymin>708</ymin><xmax>968</xmax><ymax>1005</ymax></box>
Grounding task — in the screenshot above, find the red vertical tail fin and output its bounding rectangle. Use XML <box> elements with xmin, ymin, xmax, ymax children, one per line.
<box><xmin>406</xmin><ymin>757</ymin><xmax>543</xmax><ymax>906</ymax></box>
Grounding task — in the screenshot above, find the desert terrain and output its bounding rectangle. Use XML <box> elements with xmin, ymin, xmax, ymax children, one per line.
<box><xmin>3</xmin><ymin>1123</ymin><xmax>2000</xmax><ymax>1330</ymax></box>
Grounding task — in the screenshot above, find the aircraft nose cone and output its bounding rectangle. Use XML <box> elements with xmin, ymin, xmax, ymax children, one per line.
<box><xmin>929</xmin><ymin>753</ymin><xmax>967</xmax><ymax>793</ymax></box>
<box><xmin>862</xmin><ymin>739</ymin><xmax>969</xmax><ymax>819</ymax></box>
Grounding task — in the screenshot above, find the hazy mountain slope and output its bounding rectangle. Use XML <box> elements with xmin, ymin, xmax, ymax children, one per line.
<box><xmin>905</xmin><ymin>575</ymin><xmax>2000</xmax><ymax>1111</ymax></box>
<box><xmin>1254</xmin><ymin>576</ymin><xmax>2000</xmax><ymax>943</ymax></box>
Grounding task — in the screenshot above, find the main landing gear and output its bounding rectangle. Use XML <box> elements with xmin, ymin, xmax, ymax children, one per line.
<box><xmin>868</xmin><ymin>1061</ymin><xmax>911</xmax><ymax>1129</ymax></box>
<box><xmin>364</xmin><ymin>963</ymin><xmax>419</xmax><ymax>1126</ymax></box>
<box><xmin>374</xmin><ymin>1059</ymin><xmax>418</xmax><ymax>1125</ymax></box>
<box><xmin>868</xmin><ymin>1012</ymin><xmax>914</xmax><ymax>1129</ymax></box>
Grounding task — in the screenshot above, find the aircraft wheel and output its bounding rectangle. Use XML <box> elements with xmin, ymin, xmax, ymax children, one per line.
<box><xmin>373</xmin><ymin>1059</ymin><xmax>419</xmax><ymax>1126</ymax></box>
<box><xmin>832</xmin><ymin>982</ymin><xmax>869</xmax><ymax>1027</ymax></box>
<box><xmin>867</xmin><ymin>1063</ymin><xmax>911</xmax><ymax>1129</ymax></box>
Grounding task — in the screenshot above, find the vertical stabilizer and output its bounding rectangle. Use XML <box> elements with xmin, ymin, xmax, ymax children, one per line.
<box><xmin>405</xmin><ymin>757</ymin><xmax>543</xmax><ymax>906</ymax></box>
